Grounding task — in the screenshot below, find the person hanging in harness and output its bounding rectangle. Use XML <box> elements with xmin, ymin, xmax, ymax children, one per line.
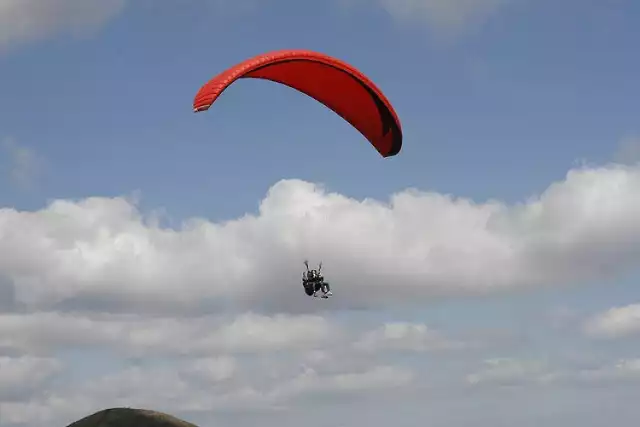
<box><xmin>302</xmin><ymin>260</ymin><xmax>332</xmax><ymax>298</ymax></box>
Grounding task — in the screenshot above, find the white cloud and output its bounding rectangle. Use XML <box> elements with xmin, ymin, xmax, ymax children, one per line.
<box><xmin>1</xmin><ymin>163</ymin><xmax>640</xmax><ymax>313</ymax></box>
<box><xmin>0</xmin><ymin>311</ymin><xmax>335</xmax><ymax>356</ymax></box>
<box><xmin>13</xmin><ymin>353</ymin><xmax>640</xmax><ymax>427</ymax></box>
<box><xmin>2</xmin><ymin>160</ymin><xmax>640</xmax><ymax>426</ymax></box>
<box><xmin>0</xmin><ymin>359</ymin><xmax>413</xmax><ymax>426</ymax></box>
<box><xmin>181</xmin><ymin>356</ymin><xmax>237</xmax><ymax>383</ymax></box>
<box><xmin>0</xmin><ymin>356</ymin><xmax>61</xmax><ymax>401</ymax></box>
<box><xmin>271</xmin><ymin>365</ymin><xmax>414</xmax><ymax>401</ymax></box>
<box><xmin>466</xmin><ymin>357</ymin><xmax>640</xmax><ymax>389</ymax></box>
<box><xmin>1</xmin><ymin>138</ymin><xmax>42</xmax><ymax>189</ymax></box>
<box><xmin>0</xmin><ymin>366</ymin><xmax>192</xmax><ymax>426</ymax></box>
<box><xmin>584</xmin><ymin>303</ymin><xmax>640</xmax><ymax>339</ymax></box>
<box><xmin>0</xmin><ymin>0</ymin><xmax>125</xmax><ymax>50</ymax></box>
<box><xmin>575</xmin><ymin>358</ymin><xmax>640</xmax><ymax>383</ymax></box>
<box><xmin>466</xmin><ymin>358</ymin><xmax>554</xmax><ymax>386</ymax></box>
<box><xmin>210</xmin><ymin>313</ymin><xmax>336</xmax><ymax>353</ymax></box>
<box><xmin>354</xmin><ymin>322</ymin><xmax>464</xmax><ymax>352</ymax></box>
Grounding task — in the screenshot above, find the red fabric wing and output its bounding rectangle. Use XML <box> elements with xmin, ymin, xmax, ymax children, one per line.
<box><xmin>193</xmin><ymin>50</ymin><xmax>402</xmax><ymax>157</ymax></box>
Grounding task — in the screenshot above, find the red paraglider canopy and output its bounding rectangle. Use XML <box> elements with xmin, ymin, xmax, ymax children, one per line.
<box><xmin>193</xmin><ymin>49</ymin><xmax>402</xmax><ymax>157</ymax></box>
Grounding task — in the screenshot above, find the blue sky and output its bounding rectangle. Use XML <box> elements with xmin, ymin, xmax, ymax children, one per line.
<box><xmin>1</xmin><ymin>1</ymin><xmax>640</xmax><ymax>426</ymax></box>
<box><xmin>2</xmin><ymin>0</ymin><xmax>638</xmax><ymax>215</ymax></box>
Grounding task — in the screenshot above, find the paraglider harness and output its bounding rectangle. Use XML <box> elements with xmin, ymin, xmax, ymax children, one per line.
<box><xmin>302</xmin><ymin>260</ymin><xmax>332</xmax><ymax>298</ymax></box>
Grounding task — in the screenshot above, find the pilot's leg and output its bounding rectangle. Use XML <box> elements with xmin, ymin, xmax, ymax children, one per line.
<box><xmin>323</xmin><ymin>282</ymin><xmax>332</xmax><ymax>296</ymax></box>
<box><xmin>313</xmin><ymin>281</ymin><xmax>322</xmax><ymax>297</ymax></box>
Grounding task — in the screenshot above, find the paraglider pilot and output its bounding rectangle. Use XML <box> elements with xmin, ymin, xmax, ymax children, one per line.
<box><xmin>303</xmin><ymin>260</ymin><xmax>332</xmax><ymax>298</ymax></box>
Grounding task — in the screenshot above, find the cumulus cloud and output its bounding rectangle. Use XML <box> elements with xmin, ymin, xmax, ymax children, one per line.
<box><xmin>584</xmin><ymin>303</ymin><xmax>640</xmax><ymax>339</ymax></box>
<box><xmin>1</xmin><ymin>163</ymin><xmax>640</xmax><ymax>313</ymax></box>
<box><xmin>0</xmin><ymin>0</ymin><xmax>126</xmax><ymax>50</ymax></box>
<box><xmin>6</xmin><ymin>351</ymin><xmax>638</xmax><ymax>426</ymax></box>
<box><xmin>181</xmin><ymin>356</ymin><xmax>238</xmax><ymax>383</ymax></box>
<box><xmin>466</xmin><ymin>357</ymin><xmax>640</xmax><ymax>389</ymax></box>
<box><xmin>0</xmin><ymin>311</ymin><xmax>335</xmax><ymax>356</ymax></box>
<box><xmin>0</xmin><ymin>366</ymin><xmax>193</xmax><ymax>426</ymax></box>
<box><xmin>271</xmin><ymin>365</ymin><xmax>414</xmax><ymax>401</ymax></box>
<box><xmin>0</xmin><ymin>356</ymin><xmax>61</xmax><ymax>401</ymax></box>
<box><xmin>1</xmin><ymin>160</ymin><xmax>640</xmax><ymax>426</ymax></box>
<box><xmin>466</xmin><ymin>358</ymin><xmax>554</xmax><ymax>386</ymax></box>
<box><xmin>0</xmin><ymin>359</ymin><xmax>413</xmax><ymax>426</ymax></box>
<box><xmin>577</xmin><ymin>358</ymin><xmax>640</xmax><ymax>383</ymax></box>
<box><xmin>354</xmin><ymin>322</ymin><xmax>464</xmax><ymax>352</ymax></box>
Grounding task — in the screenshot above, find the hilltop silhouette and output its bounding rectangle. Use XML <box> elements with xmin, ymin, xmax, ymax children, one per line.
<box><xmin>66</xmin><ymin>408</ymin><xmax>199</xmax><ymax>427</ymax></box>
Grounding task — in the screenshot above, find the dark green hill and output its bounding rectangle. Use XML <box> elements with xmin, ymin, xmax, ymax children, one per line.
<box><xmin>66</xmin><ymin>408</ymin><xmax>199</xmax><ymax>427</ymax></box>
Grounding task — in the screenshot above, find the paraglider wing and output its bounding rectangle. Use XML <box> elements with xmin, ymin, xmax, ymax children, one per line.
<box><xmin>193</xmin><ymin>49</ymin><xmax>402</xmax><ymax>157</ymax></box>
